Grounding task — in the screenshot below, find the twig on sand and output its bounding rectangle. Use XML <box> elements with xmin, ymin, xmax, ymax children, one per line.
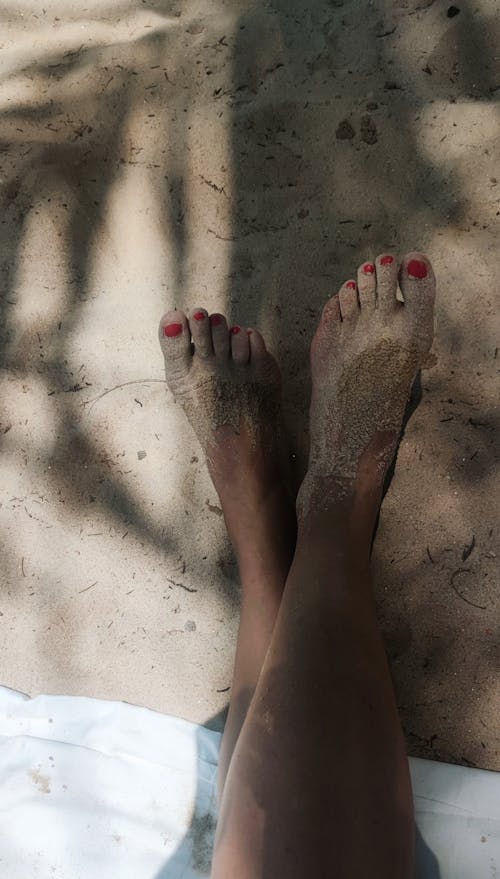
<box><xmin>462</xmin><ymin>535</ymin><xmax>476</xmax><ymax>562</ymax></box>
<box><xmin>166</xmin><ymin>577</ymin><xmax>198</xmax><ymax>594</ymax></box>
<box><xmin>450</xmin><ymin>568</ymin><xmax>486</xmax><ymax>610</ymax></box>
<box><xmin>79</xmin><ymin>581</ymin><xmax>98</xmax><ymax>594</ymax></box>
<box><xmin>82</xmin><ymin>379</ymin><xmax>167</xmax><ymax>413</ymax></box>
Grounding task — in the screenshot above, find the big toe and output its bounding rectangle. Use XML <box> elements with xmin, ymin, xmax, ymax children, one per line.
<box><xmin>158</xmin><ymin>310</ymin><xmax>192</xmax><ymax>380</ymax></box>
<box><xmin>399</xmin><ymin>252</ymin><xmax>436</xmax><ymax>349</ymax></box>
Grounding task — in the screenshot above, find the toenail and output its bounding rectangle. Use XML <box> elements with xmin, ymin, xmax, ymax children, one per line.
<box><xmin>231</xmin><ymin>325</ymin><xmax>241</xmax><ymax>334</ymax></box>
<box><xmin>210</xmin><ymin>314</ymin><xmax>222</xmax><ymax>326</ymax></box>
<box><xmin>346</xmin><ymin>281</ymin><xmax>357</xmax><ymax>289</ymax></box>
<box><xmin>193</xmin><ymin>310</ymin><xmax>206</xmax><ymax>321</ymax></box>
<box><xmin>380</xmin><ymin>255</ymin><xmax>394</xmax><ymax>266</ymax></box>
<box><xmin>407</xmin><ymin>258</ymin><xmax>428</xmax><ymax>279</ymax></box>
<box><xmin>247</xmin><ymin>329</ymin><xmax>253</xmax><ymax>335</ymax></box>
<box><xmin>363</xmin><ymin>263</ymin><xmax>375</xmax><ymax>274</ymax></box>
<box><xmin>164</xmin><ymin>323</ymin><xmax>183</xmax><ymax>337</ymax></box>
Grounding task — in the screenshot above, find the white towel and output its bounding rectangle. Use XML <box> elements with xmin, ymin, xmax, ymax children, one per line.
<box><xmin>0</xmin><ymin>686</ymin><xmax>498</xmax><ymax>878</ymax></box>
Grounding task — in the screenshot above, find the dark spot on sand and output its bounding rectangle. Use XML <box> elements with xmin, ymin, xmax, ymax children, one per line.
<box><xmin>206</xmin><ymin>500</ymin><xmax>223</xmax><ymax>517</ymax></box>
<box><xmin>335</xmin><ymin>119</ymin><xmax>355</xmax><ymax>140</ymax></box>
<box><xmin>360</xmin><ymin>115</ymin><xmax>378</xmax><ymax>144</ymax></box>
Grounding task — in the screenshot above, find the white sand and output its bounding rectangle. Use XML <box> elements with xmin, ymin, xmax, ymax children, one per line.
<box><xmin>0</xmin><ymin>0</ymin><xmax>499</xmax><ymax>764</ymax></box>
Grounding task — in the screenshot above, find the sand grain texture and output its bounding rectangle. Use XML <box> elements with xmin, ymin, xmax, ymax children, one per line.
<box><xmin>0</xmin><ymin>0</ymin><xmax>498</xmax><ymax>768</ymax></box>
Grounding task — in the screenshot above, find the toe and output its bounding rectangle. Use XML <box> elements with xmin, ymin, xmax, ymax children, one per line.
<box><xmin>247</xmin><ymin>328</ymin><xmax>267</xmax><ymax>362</ymax></box>
<box><xmin>399</xmin><ymin>252</ymin><xmax>436</xmax><ymax>343</ymax></box>
<box><xmin>338</xmin><ymin>280</ymin><xmax>359</xmax><ymax>321</ymax></box>
<box><xmin>375</xmin><ymin>253</ymin><xmax>399</xmax><ymax>312</ymax></box>
<box><xmin>158</xmin><ymin>310</ymin><xmax>192</xmax><ymax>376</ymax></box>
<box><xmin>400</xmin><ymin>251</ymin><xmax>435</xmax><ymax>287</ymax></box>
<box><xmin>321</xmin><ymin>293</ymin><xmax>342</xmax><ymax>325</ymax></box>
<box><xmin>312</xmin><ymin>295</ymin><xmax>341</xmax><ymax>361</ymax></box>
<box><xmin>210</xmin><ymin>312</ymin><xmax>230</xmax><ymax>358</ymax></box>
<box><xmin>357</xmin><ymin>261</ymin><xmax>376</xmax><ymax>310</ymax></box>
<box><xmin>188</xmin><ymin>307</ymin><xmax>213</xmax><ymax>358</ymax></box>
<box><xmin>230</xmin><ymin>324</ymin><xmax>250</xmax><ymax>365</ymax></box>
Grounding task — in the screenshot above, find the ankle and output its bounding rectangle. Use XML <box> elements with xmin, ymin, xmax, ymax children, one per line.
<box><xmin>215</xmin><ymin>473</ymin><xmax>291</xmax><ymax>533</ymax></box>
<box><xmin>296</xmin><ymin>472</ymin><xmax>382</xmax><ymax>550</ymax></box>
<box><xmin>290</xmin><ymin>518</ymin><xmax>374</xmax><ymax>601</ymax></box>
<box><xmin>225</xmin><ymin>482</ymin><xmax>297</xmax><ymax>580</ymax></box>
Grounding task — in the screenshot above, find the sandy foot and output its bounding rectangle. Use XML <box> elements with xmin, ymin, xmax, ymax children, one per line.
<box><xmin>298</xmin><ymin>251</ymin><xmax>436</xmax><ymax>515</ymax></box>
<box><xmin>158</xmin><ymin>308</ymin><xmax>283</xmax><ymax>502</ymax></box>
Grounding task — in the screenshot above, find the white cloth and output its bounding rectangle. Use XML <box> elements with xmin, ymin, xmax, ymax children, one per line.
<box><xmin>0</xmin><ymin>686</ymin><xmax>498</xmax><ymax>878</ymax></box>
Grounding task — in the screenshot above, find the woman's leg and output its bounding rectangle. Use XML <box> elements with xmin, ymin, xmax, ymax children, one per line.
<box><xmin>211</xmin><ymin>252</ymin><xmax>436</xmax><ymax>878</ymax></box>
<box><xmin>213</xmin><ymin>465</ymin><xmax>296</xmax><ymax>794</ymax></box>
<box><xmin>159</xmin><ymin>308</ymin><xmax>296</xmax><ymax>794</ymax></box>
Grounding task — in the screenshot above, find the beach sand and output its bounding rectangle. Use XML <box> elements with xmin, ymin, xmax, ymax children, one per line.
<box><xmin>0</xmin><ymin>0</ymin><xmax>498</xmax><ymax>769</ymax></box>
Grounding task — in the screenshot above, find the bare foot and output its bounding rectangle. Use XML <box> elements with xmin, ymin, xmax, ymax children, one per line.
<box><xmin>158</xmin><ymin>307</ymin><xmax>294</xmax><ymax>569</ymax></box>
<box><xmin>298</xmin><ymin>251</ymin><xmax>436</xmax><ymax>531</ymax></box>
<box><xmin>159</xmin><ymin>309</ymin><xmax>281</xmax><ymax>493</ymax></box>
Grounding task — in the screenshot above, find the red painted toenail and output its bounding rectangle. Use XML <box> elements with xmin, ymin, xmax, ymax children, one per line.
<box><xmin>346</xmin><ymin>281</ymin><xmax>356</xmax><ymax>289</ymax></box>
<box><xmin>231</xmin><ymin>325</ymin><xmax>241</xmax><ymax>334</ymax></box>
<box><xmin>210</xmin><ymin>314</ymin><xmax>222</xmax><ymax>326</ymax></box>
<box><xmin>193</xmin><ymin>310</ymin><xmax>206</xmax><ymax>321</ymax></box>
<box><xmin>407</xmin><ymin>258</ymin><xmax>428</xmax><ymax>279</ymax></box>
<box><xmin>164</xmin><ymin>323</ymin><xmax>183</xmax><ymax>337</ymax></box>
<box><xmin>380</xmin><ymin>255</ymin><xmax>394</xmax><ymax>266</ymax></box>
<box><xmin>247</xmin><ymin>329</ymin><xmax>253</xmax><ymax>334</ymax></box>
<box><xmin>363</xmin><ymin>263</ymin><xmax>375</xmax><ymax>274</ymax></box>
